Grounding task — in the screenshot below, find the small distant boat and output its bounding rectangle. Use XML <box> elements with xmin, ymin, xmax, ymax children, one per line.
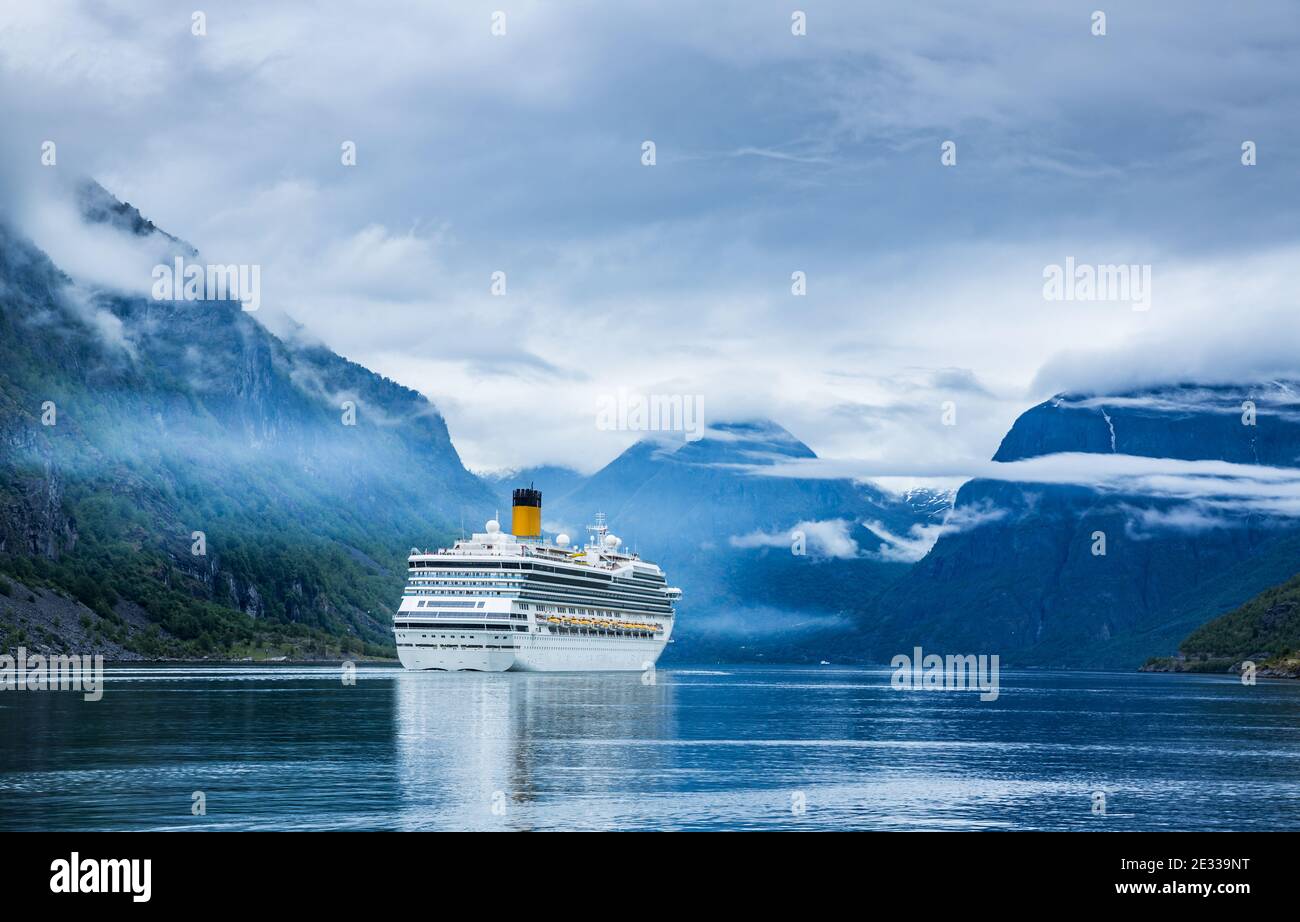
<box><xmin>819</xmin><ymin>660</ymin><xmax>830</xmax><ymax>665</ymax></box>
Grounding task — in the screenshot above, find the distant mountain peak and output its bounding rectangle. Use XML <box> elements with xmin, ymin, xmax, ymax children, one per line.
<box><xmin>678</xmin><ymin>418</ymin><xmax>815</xmax><ymax>464</ymax></box>
<box><xmin>1053</xmin><ymin>380</ymin><xmax>1300</xmax><ymax>406</ymax></box>
<box><xmin>74</xmin><ymin>178</ymin><xmax>197</xmax><ymax>257</ymax></box>
<box><xmin>705</xmin><ymin>418</ymin><xmax>804</xmax><ymax>444</ymax></box>
<box><xmin>994</xmin><ymin>381</ymin><xmax>1300</xmax><ymax>464</ymax></box>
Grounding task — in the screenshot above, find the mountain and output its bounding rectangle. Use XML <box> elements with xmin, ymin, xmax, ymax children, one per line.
<box><xmin>0</xmin><ymin>182</ymin><xmax>935</xmax><ymax>665</ymax></box>
<box><xmin>15</xmin><ymin>183</ymin><xmax>1288</xmax><ymax>671</ymax></box>
<box><xmin>992</xmin><ymin>385</ymin><xmax>1300</xmax><ymax>464</ymax></box>
<box><xmin>1141</xmin><ymin>570</ymin><xmax>1300</xmax><ymax>678</ymax></box>
<box><xmin>898</xmin><ymin>487</ymin><xmax>957</xmax><ymax>524</ymax></box>
<box><xmin>549</xmin><ymin>420</ymin><xmax>919</xmax><ymax>540</ymax></box>
<box><xmin>541</xmin><ymin>421</ymin><xmax>936</xmax><ymax>663</ymax></box>
<box><xmin>871</xmin><ymin>384</ymin><xmax>1300</xmax><ymax>668</ymax></box>
<box><xmin>480</xmin><ymin>465</ymin><xmax>586</xmax><ymax>520</ymax></box>
<box><xmin>0</xmin><ymin>182</ymin><xmax>495</xmax><ymax>659</ymax></box>
<box><xmin>74</xmin><ymin>179</ymin><xmax>198</xmax><ymax>256</ymax></box>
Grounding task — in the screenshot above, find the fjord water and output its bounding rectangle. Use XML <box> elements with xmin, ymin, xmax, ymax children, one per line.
<box><xmin>1</xmin><ymin>665</ymin><xmax>1297</xmax><ymax>831</ymax></box>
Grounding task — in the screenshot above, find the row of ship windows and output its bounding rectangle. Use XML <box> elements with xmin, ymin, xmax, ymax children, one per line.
<box><xmin>397</xmin><ymin>625</ymin><xmax>655</xmax><ymax>639</ymax></box>
<box><xmin>407</xmin><ymin>581</ymin><xmax>667</xmax><ymax>602</ymax></box>
<box><xmin>404</xmin><ymin>566</ymin><xmax>670</xmax><ymax>589</ymax></box>
<box><xmin>404</xmin><ymin>588</ymin><xmax>671</xmax><ymax>612</ymax></box>
<box><xmin>400</xmin><ymin>633</ymin><xmax>514</xmax><ymax>641</ymax></box>
<box><xmin>520</xmin><ymin>603</ymin><xmax>642</xmax><ymax>618</ymax></box>
<box><xmin>398</xmin><ymin>643</ymin><xmax>655</xmax><ymax>652</ymax></box>
<box><xmin>408</xmin><ymin>570</ymin><xmax>518</xmax><ymax>577</ymax></box>
<box><xmin>397</xmin><ymin>643</ymin><xmax>514</xmax><ymax>650</ymax></box>
<box><xmin>406</xmin><ymin>590</ymin><xmax>504</xmax><ymax>596</ymax></box>
<box><xmin>407</xmin><ymin>572</ymin><xmax>664</xmax><ymax>588</ymax></box>
<box><xmin>410</xmin><ymin>600</ymin><xmax>486</xmax><ymax>608</ymax></box>
<box><xmin>407</xmin><ymin>570</ymin><xmax>665</xmax><ymax>589</ymax></box>
<box><xmin>410</xmin><ymin>561</ymin><xmax>655</xmax><ymax>577</ymax></box>
<box><xmin>399</xmin><ymin>621</ymin><xmax>652</xmax><ymax>635</ymax></box>
<box><xmin>397</xmin><ymin>624</ymin><xmax>526</xmax><ymax>632</ymax></box>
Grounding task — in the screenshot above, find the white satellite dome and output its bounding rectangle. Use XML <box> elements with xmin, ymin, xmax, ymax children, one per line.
<box><xmin>604</xmin><ymin>534</ymin><xmax>621</xmax><ymax>548</ymax></box>
<box><xmin>485</xmin><ymin>519</ymin><xmax>500</xmax><ymax>533</ymax></box>
<box><xmin>556</xmin><ymin>533</ymin><xmax>570</xmax><ymax>547</ymax></box>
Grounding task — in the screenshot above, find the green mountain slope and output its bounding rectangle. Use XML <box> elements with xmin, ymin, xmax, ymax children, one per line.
<box><xmin>0</xmin><ymin>185</ymin><xmax>495</xmax><ymax>659</ymax></box>
<box><xmin>1142</xmin><ymin>570</ymin><xmax>1300</xmax><ymax>677</ymax></box>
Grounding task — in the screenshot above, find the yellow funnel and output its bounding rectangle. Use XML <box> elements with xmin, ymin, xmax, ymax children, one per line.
<box><xmin>511</xmin><ymin>487</ymin><xmax>542</xmax><ymax>538</ymax></box>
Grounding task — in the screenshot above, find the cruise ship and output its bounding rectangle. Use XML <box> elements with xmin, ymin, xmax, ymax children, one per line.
<box><xmin>394</xmin><ymin>488</ymin><xmax>680</xmax><ymax>671</ymax></box>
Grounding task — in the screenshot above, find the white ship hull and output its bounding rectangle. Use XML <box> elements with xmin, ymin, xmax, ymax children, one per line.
<box><xmin>397</xmin><ymin>633</ymin><xmax>667</xmax><ymax>673</ymax></box>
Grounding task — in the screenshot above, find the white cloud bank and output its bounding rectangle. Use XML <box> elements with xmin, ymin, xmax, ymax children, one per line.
<box><xmin>753</xmin><ymin>452</ymin><xmax>1300</xmax><ymax>523</ymax></box>
<box><xmin>729</xmin><ymin>519</ymin><xmax>860</xmax><ymax>559</ymax></box>
<box><xmin>3</xmin><ymin>1</ymin><xmax>1299</xmax><ymax>474</ymax></box>
<box><xmin>863</xmin><ymin>504</ymin><xmax>1008</xmax><ymax>562</ymax></box>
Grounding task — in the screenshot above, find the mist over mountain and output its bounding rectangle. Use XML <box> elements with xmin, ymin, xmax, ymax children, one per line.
<box><xmin>0</xmin><ymin>181</ymin><xmax>493</xmax><ymax>657</ymax></box>
<box><xmin>3</xmin><ymin>180</ymin><xmax>931</xmax><ymax>664</ymax></box>
<box><xmin>872</xmin><ymin>384</ymin><xmax>1300</xmax><ymax>668</ymax></box>
<box><xmin>993</xmin><ymin>385</ymin><xmax>1300</xmax><ymax>464</ymax></box>
<box><xmin>534</xmin><ymin>421</ymin><xmax>938</xmax><ymax>662</ymax></box>
<box><xmin>74</xmin><ymin>178</ymin><xmax>198</xmax><ymax>257</ymax></box>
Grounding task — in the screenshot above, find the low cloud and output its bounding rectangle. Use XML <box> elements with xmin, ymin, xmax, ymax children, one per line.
<box><xmin>863</xmin><ymin>503</ymin><xmax>1007</xmax><ymax>562</ymax></box>
<box><xmin>729</xmin><ymin>519</ymin><xmax>860</xmax><ymax>559</ymax></box>
<box><xmin>754</xmin><ymin>452</ymin><xmax>1300</xmax><ymax>525</ymax></box>
<box><xmin>4</xmin><ymin>1</ymin><xmax>1300</xmax><ymax>476</ymax></box>
<box><xmin>1119</xmin><ymin>502</ymin><xmax>1246</xmax><ymax>539</ymax></box>
<box><xmin>1033</xmin><ymin>247</ymin><xmax>1300</xmax><ymax>398</ymax></box>
<box><xmin>23</xmin><ymin>191</ymin><xmax>169</xmax><ymax>299</ymax></box>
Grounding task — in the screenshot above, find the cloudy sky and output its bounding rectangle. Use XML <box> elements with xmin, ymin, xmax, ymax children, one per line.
<box><xmin>3</xmin><ymin>0</ymin><xmax>1299</xmax><ymax>477</ymax></box>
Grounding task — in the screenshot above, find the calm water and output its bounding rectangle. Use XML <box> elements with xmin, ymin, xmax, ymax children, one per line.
<box><xmin>0</xmin><ymin>665</ymin><xmax>1297</xmax><ymax>831</ymax></box>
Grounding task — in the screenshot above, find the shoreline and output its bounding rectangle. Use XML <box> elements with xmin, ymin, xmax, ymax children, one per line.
<box><xmin>63</xmin><ymin>657</ymin><xmax>1297</xmax><ymax>677</ymax></box>
<box><xmin>1140</xmin><ymin>655</ymin><xmax>1300</xmax><ymax>680</ymax></box>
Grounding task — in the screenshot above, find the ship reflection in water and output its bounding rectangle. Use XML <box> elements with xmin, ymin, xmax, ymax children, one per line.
<box><xmin>393</xmin><ymin>669</ymin><xmax>676</xmax><ymax>831</ymax></box>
